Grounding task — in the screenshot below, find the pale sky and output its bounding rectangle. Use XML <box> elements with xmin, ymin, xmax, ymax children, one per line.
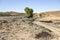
<box><xmin>0</xmin><ymin>0</ymin><xmax>60</xmax><ymax>12</ymax></box>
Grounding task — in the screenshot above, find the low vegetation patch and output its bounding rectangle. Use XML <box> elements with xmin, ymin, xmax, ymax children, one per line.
<box><xmin>35</xmin><ymin>31</ymin><xmax>54</xmax><ymax>39</ymax></box>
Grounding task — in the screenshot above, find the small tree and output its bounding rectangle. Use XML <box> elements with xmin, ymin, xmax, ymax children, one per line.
<box><xmin>24</xmin><ymin>7</ymin><xmax>33</xmax><ymax>18</ymax></box>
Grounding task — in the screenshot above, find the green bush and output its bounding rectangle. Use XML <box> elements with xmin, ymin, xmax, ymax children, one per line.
<box><xmin>24</xmin><ymin>7</ymin><xmax>33</xmax><ymax>18</ymax></box>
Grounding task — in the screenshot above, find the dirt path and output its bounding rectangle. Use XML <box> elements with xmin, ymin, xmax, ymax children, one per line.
<box><xmin>33</xmin><ymin>21</ymin><xmax>60</xmax><ymax>36</ymax></box>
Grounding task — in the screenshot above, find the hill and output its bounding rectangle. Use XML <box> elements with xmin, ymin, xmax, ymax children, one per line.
<box><xmin>0</xmin><ymin>11</ymin><xmax>60</xmax><ymax>40</ymax></box>
<box><xmin>39</xmin><ymin>11</ymin><xmax>60</xmax><ymax>17</ymax></box>
<box><xmin>39</xmin><ymin>11</ymin><xmax>60</xmax><ymax>22</ymax></box>
<box><xmin>0</xmin><ymin>11</ymin><xmax>25</xmax><ymax>16</ymax></box>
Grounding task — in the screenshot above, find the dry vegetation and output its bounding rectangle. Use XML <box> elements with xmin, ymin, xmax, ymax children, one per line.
<box><xmin>0</xmin><ymin>11</ymin><xmax>60</xmax><ymax>40</ymax></box>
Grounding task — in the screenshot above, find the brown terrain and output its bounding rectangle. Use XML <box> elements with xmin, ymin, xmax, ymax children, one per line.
<box><xmin>0</xmin><ymin>11</ymin><xmax>60</xmax><ymax>40</ymax></box>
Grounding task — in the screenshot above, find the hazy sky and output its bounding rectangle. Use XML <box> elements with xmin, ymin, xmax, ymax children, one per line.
<box><xmin>0</xmin><ymin>0</ymin><xmax>60</xmax><ymax>12</ymax></box>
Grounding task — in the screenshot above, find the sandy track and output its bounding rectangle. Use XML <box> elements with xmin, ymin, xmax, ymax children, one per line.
<box><xmin>33</xmin><ymin>21</ymin><xmax>60</xmax><ymax>36</ymax></box>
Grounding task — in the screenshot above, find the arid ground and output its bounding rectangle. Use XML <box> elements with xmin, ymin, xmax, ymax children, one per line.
<box><xmin>0</xmin><ymin>11</ymin><xmax>60</xmax><ymax>40</ymax></box>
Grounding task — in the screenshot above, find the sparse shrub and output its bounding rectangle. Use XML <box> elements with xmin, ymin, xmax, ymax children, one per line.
<box><xmin>39</xmin><ymin>14</ymin><xmax>42</xmax><ymax>18</ymax></box>
<box><xmin>39</xmin><ymin>13</ymin><xmax>46</xmax><ymax>18</ymax></box>
<box><xmin>24</xmin><ymin>7</ymin><xmax>33</xmax><ymax>18</ymax></box>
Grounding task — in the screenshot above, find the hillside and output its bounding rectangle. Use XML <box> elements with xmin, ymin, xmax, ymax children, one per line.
<box><xmin>0</xmin><ymin>12</ymin><xmax>25</xmax><ymax>16</ymax></box>
<box><xmin>39</xmin><ymin>11</ymin><xmax>60</xmax><ymax>17</ymax></box>
<box><xmin>39</xmin><ymin>11</ymin><xmax>60</xmax><ymax>23</ymax></box>
<box><xmin>0</xmin><ymin>11</ymin><xmax>60</xmax><ymax>40</ymax></box>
